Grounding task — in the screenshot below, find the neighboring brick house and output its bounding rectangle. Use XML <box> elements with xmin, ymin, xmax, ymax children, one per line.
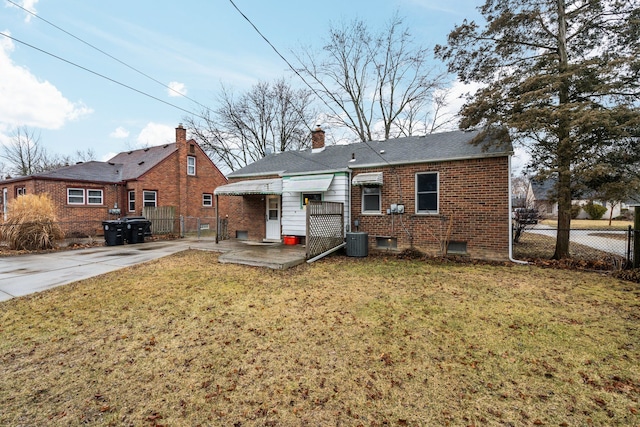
<box><xmin>215</xmin><ymin>127</ymin><xmax>514</xmax><ymax>261</ymax></box>
<box><xmin>0</xmin><ymin>124</ymin><xmax>227</xmax><ymax>236</ymax></box>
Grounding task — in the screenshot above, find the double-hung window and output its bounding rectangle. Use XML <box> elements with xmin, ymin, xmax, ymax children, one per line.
<box><xmin>187</xmin><ymin>156</ymin><xmax>196</xmax><ymax>176</ymax></box>
<box><xmin>202</xmin><ymin>193</ymin><xmax>213</xmax><ymax>207</ymax></box>
<box><xmin>143</xmin><ymin>191</ymin><xmax>157</xmax><ymax>207</ymax></box>
<box><xmin>128</xmin><ymin>191</ymin><xmax>135</xmax><ymax>212</ymax></box>
<box><xmin>67</xmin><ymin>188</ymin><xmax>85</xmax><ymax>205</ymax></box>
<box><xmin>87</xmin><ymin>189</ymin><xmax>103</xmax><ymax>205</ymax></box>
<box><xmin>416</xmin><ymin>172</ymin><xmax>438</xmax><ymax>214</ymax></box>
<box><xmin>362</xmin><ymin>186</ymin><xmax>381</xmax><ymax>214</ymax></box>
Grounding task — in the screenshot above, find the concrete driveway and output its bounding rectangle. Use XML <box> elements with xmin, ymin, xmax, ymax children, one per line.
<box><xmin>0</xmin><ymin>238</ymin><xmax>307</xmax><ymax>302</ymax></box>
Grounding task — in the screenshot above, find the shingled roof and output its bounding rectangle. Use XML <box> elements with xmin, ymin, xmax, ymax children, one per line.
<box><xmin>108</xmin><ymin>143</ymin><xmax>177</xmax><ymax>180</ymax></box>
<box><xmin>1</xmin><ymin>143</ymin><xmax>179</xmax><ymax>184</ymax></box>
<box><xmin>228</xmin><ymin>129</ymin><xmax>513</xmax><ymax>178</ymax></box>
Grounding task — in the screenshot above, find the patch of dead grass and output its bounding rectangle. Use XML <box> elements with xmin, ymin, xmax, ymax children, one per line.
<box><xmin>1</xmin><ymin>251</ymin><xmax>639</xmax><ymax>426</ymax></box>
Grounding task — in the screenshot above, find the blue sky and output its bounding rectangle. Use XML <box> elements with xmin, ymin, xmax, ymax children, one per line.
<box><xmin>0</xmin><ymin>0</ymin><xmax>501</xmax><ymax>168</ymax></box>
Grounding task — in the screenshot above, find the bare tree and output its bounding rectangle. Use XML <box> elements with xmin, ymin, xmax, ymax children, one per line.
<box><xmin>2</xmin><ymin>126</ymin><xmax>46</xmax><ymax>176</ymax></box>
<box><xmin>294</xmin><ymin>13</ymin><xmax>447</xmax><ymax>142</ymax></box>
<box><xmin>2</xmin><ymin>127</ymin><xmax>99</xmax><ymax>177</ymax></box>
<box><xmin>185</xmin><ymin>78</ymin><xmax>316</xmax><ymax>172</ymax></box>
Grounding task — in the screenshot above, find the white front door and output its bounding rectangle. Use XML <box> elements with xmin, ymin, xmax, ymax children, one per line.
<box><xmin>265</xmin><ymin>195</ymin><xmax>281</xmax><ymax>241</ymax></box>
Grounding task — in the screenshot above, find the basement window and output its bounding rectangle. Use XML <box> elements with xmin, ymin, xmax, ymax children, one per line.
<box><xmin>447</xmin><ymin>241</ymin><xmax>467</xmax><ymax>255</ymax></box>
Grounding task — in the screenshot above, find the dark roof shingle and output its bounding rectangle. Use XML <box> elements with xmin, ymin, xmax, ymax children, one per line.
<box><xmin>228</xmin><ymin>129</ymin><xmax>512</xmax><ymax>178</ymax></box>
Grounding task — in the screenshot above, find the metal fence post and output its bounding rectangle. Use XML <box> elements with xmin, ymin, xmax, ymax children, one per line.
<box><xmin>197</xmin><ymin>217</ymin><xmax>201</xmax><ymax>239</ymax></box>
<box><xmin>180</xmin><ymin>215</ymin><xmax>184</xmax><ymax>237</ymax></box>
<box><xmin>635</xmin><ymin>206</ymin><xmax>640</xmax><ymax>269</ymax></box>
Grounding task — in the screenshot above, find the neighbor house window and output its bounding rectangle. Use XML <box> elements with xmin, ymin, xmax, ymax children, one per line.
<box><xmin>302</xmin><ymin>193</ymin><xmax>322</xmax><ymax>207</ymax></box>
<box><xmin>87</xmin><ymin>189</ymin><xmax>103</xmax><ymax>205</ymax></box>
<box><xmin>362</xmin><ymin>186</ymin><xmax>381</xmax><ymax>213</ymax></box>
<box><xmin>128</xmin><ymin>190</ymin><xmax>135</xmax><ymax>212</ymax></box>
<box><xmin>416</xmin><ymin>172</ymin><xmax>438</xmax><ymax>214</ymax></box>
<box><xmin>67</xmin><ymin>188</ymin><xmax>85</xmax><ymax>205</ymax></box>
<box><xmin>203</xmin><ymin>193</ymin><xmax>213</xmax><ymax>207</ymax></box>
<box><xmin>143</xmin><ymin>190</ymin><xmax>157</xmax><ymax>207</ymax></box>
<box><xmin>187</xmin><ymin>156</ymin><xmax>196</xmax><ymax>176</ymax></box>
<box><xmin>16</xmin><ymin>187</ymin><xmax>26</xmax><ymax>196</ymax></box>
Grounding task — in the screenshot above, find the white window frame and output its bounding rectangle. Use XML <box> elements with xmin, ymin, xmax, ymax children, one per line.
<box><xmin>87</xmin><ymin>189</ymin><xmax>103</xmax><ymax>205</ymax></box>
<box><xmin>67</xmin><ymin>188</ymin><xmax>85</xmax><ymax>205</ymax></box>
<box><xmin>362</xmin><ymin>186</ymin><xmax>381</xmax><ymax>214</ymax></box>
<box><xmin>16</xmin><ymin>187</ymin><xmax>26</xmax><ymax>196</ymax></box>
<box><xmin>415</xmin><ymin>172</ymin><xmax>439</xmax><ymax>214</ymax></box>
<box><xmin>143</xmin><ymin>190</ymin><xmax>157</xmax><ymax>207</ymax></box>
<box><xmin>187</xmin><ymin>156</ymin><xmax>196</xmax><ymax>176</ymax></box>
<box><xmin>128</xmin><ymin>190</ymin><xmax>135</xmax><ymax>212</ymax></box>
<box><xmin>202</xmin><ymin>193</ymin><xmax>213</xmax><ymax>207</ymax></box>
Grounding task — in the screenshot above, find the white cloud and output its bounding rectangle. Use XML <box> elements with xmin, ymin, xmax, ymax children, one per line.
<box><xmin>167</xmin><ymin>81</ymin><xmax>187</xmax><ymax>97</ymax></box>
<box><xmin>136</xmin><ymin>122</ymin><xmax>174</xmax><ymax>147</ymax></box>
<box><xmin>0</xmin><ymin>33</ymin><xmax>93</xmax><ymax>130</ymax></box>
<box><xmin>109</xmin><ymin>126</ymin><xmax>130</xmax><ymax>139</ymax></box>
<box><xmin>5</xmin><ymin>0</ymin><xmax>38</xmax><ymax>22</ymax></box>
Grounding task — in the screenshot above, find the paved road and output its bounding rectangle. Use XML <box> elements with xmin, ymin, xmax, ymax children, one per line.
<box><xmin>525</xmin><ymin>226</ymin><xmax>629</xmax><ymax>257</ymax></box>
<box><xmin>0</xmin><ymin>238</ymin><xmax>219</xmax><ymax>302</ymax></box>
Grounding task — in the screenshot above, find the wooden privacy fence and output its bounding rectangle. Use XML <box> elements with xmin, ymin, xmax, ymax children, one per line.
<box><xmin>143</xmin><ymin>206</ymin><xmax>176</xmax><ymax>234</ymax></box>
<box><xmin>306</xmin><ymin>201</ymin><xmax>344</xmax><ymax>259</ymax></box>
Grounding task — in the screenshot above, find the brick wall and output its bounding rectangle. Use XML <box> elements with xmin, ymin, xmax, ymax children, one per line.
<box><xmin>0</xmin><ymin>178</ymin><xmax>120</xmax><ymax>237</ymax></box>
<box><xmin>351</xmin><ymin>156</ymin><xmax>511</xmax><ymax>260</ymax></box>
<box><xmin>124</xmin><ymin>125</ymin><xmax>228</xmax><ymax>224</ymax></box>
<box><xmin>218</xmin><ymin>175</ymin><xmax>280</xmax><ymax>241</ymax></box>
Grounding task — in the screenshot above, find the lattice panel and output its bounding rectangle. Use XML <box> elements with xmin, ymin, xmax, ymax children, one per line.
<box><xmin>306</xmin><ymin>201</ymin><xmax>344</xmax><ymax>259</ymax></box>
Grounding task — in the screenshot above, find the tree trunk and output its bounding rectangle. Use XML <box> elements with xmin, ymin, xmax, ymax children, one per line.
<box><xmin>552</xmin><ymin>0</ymin><xmax>572</xmax><ymax>260</ymax></box>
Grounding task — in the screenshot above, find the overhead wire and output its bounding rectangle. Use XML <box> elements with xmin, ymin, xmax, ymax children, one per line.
<box><xmin>4</xmin><ymin>0</ymin><xmax>210</xmax><ymax>111</ymax></box>
<box><xmin>0</xmin><ymin>31</ymin><xmax>205</xmax><ymax>119</ymax></box>
<box><xmin>226</xmin><ymin>0</ymin><xmax>395</xmax><ymax>169</ymax></box>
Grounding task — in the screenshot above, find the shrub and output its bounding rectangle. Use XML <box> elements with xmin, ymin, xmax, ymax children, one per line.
<box><xmin>583</xmin><ymin>201</ymin><xmax>608</xmax><ymax>220</ymax></box>
<box><xmin>1</xmin><ymin>194</ymin><xmax>64</xmax><ymax>250</ymax></box>
<box><xmin>570</xmin><ymin>204</ymin><xmax>582</xmax><ymax>219</ymax></box>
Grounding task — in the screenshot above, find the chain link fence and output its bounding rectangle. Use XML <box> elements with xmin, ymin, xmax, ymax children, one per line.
<box><xmin>513</xmin><ymin>225</ymin><xmax>635</xmax><ymax>269</ymax></box>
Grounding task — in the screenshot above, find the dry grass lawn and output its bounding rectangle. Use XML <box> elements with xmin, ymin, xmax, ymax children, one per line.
<box><xmin>1</xmin><ymin>250</ymin><xmax>639</xmax><ymax>426</ymax></box>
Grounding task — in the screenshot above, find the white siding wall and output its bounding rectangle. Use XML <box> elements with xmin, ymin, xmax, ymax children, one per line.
<box><xmin>281</xmin><ymin>173</ymin><xmax>350</xmax><ymax>236</ymax></box>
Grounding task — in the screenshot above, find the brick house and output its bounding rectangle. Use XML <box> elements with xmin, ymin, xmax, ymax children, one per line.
<box><xmin>0</xmin><ymin>124</ymin><xmax>227</xmax><ymax>236</ymax></box>
<box><xmin>214</xmin><ymin>127</ymin><xmax>514</xmax><ymax>261</ymax></box>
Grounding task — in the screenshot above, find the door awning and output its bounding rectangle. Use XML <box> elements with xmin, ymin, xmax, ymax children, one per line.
<box><xmin>214</xmin><ymin>178</ymin><xmax>282</xmax><ymax>195</ymax></box>
<box><xmin>283</xmin><ymin>174</ymin><xmax>334</xmax><ymax>192</ymax></box>
<box><xmin>352</xmin><ymin>172</ymin><xmax>383</xmax><ymax>186</ymax></box>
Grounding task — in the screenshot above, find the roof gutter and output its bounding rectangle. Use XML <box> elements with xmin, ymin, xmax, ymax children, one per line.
<box><xmin>508</xmin><ymin>154</ymin><xmax>528</xmax><ymax>265</ymax></box>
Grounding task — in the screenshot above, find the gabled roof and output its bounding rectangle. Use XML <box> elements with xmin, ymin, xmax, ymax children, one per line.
<box><xmin>108</xmin><ymin>143</ymin><xmax>177</xmax><ymax>180</ymax></box>
<box><xmin>228</xmin><ymin>129</ymin><xmax>513</xmax><ymax>178</ymax></box>
<box><xmin>529</xmin><ymin>178</ymin><xmax>556</xmax><ymax>201</ymax></box>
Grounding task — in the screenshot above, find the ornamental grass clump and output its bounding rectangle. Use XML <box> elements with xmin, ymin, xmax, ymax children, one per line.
<box><xmin>2</xmin><ymin>194</ymin><xmax>64</xmax><ymax>250</ymax></box>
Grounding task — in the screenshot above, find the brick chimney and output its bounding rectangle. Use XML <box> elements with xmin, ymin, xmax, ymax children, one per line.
<box><xmin>176</xmin><ymin>123</ymin><xmax>187</xmax><ymax>144</ymax></box>
<box><xmin>311</xmin><ymin>125</ymin><xmax>325</xmax><ymax>150</ymax></box>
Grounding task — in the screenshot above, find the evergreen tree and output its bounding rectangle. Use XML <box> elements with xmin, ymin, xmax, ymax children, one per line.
<box><xmin>436</xmin><ymin>0</ymin><xmax>640</xmax><ymax>259</ymax></box>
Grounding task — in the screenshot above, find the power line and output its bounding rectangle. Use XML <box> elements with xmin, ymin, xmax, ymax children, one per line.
<box><xmin>0</xmin><ymin>32</ymin><xmax>206</xmax><ymax>120</ymax></box>
<box><xmin>226</xmin><ymin>0</ymin><xmax>393</xmax><ymax>168</ymax></box>
<box><xmin>5</xmin><ymin>0</ymin><xmax>211</xmax><ymax>112</ymax></box>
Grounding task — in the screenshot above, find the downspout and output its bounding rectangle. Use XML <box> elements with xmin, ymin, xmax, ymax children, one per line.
<box><xmin>509</xmin><ymin>155</ymin><xmax>528</xmax><ymax>264</ymax></box>
<box><xmin>347</xmin><ymin>171</ymin><xmax>352</xmax><ymax>232</ymax></box>
<box><xmin>215</xmin><ymin>194</ymin><xmax>219</xmax><ymax>244</ymax></box>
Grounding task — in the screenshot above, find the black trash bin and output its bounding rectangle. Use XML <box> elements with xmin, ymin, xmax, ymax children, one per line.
<box><xmin>102</xmin><ymin>220</ymin><xmax>124</xmax><ymax>246</ymax></box>
<box><xmin>124</xmin><ymin>220</ymin><xmax>143</xmax><ymax>244</ymax></box>
<box><xmin>123</xmin><ymin>217</ymin><xmax>152</xmax><ymax>243</ymax></box>
<box><xmin>122</xmin><ymin>216</ymin><xmax>152</xmax><ymax>237</ymax></box>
